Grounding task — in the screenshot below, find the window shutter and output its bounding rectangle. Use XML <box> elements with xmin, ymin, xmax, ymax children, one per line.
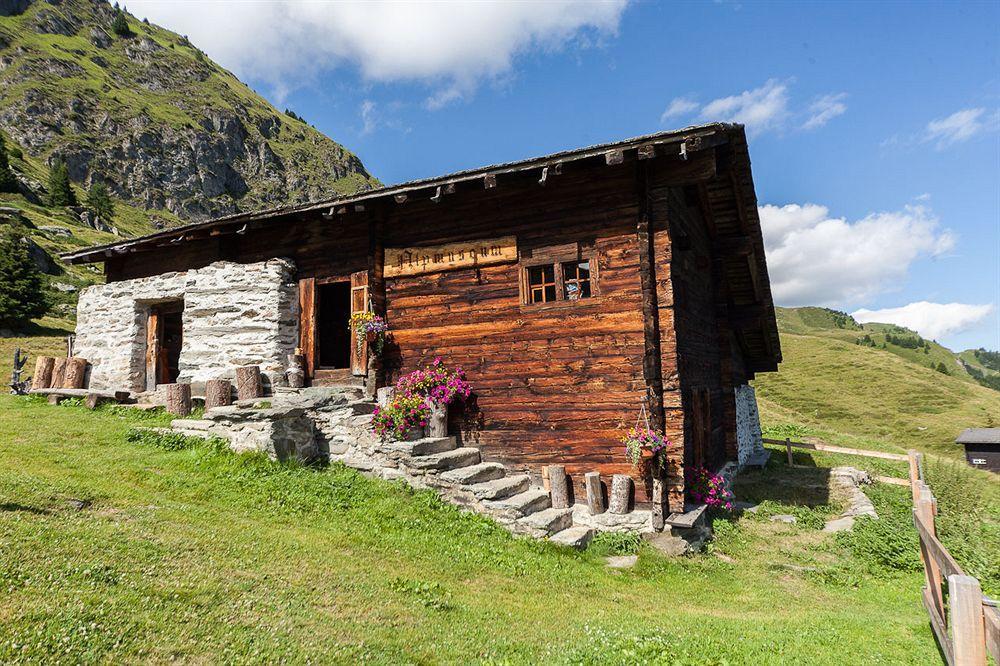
<box><xmin>350</xmin><ymin>271</ymin><xmax>370</xmax><ymax>375</ymax></box>
<box><xmin>298</xmin><ymin>277</ymin><xmax>317</xmax><ymax>379</ymax></box>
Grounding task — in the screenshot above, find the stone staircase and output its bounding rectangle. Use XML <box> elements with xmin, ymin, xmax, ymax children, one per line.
<box><xmin>166</xmin><ymin>386</ymin><xmax>694</xmax><ymax>549</ymax></box>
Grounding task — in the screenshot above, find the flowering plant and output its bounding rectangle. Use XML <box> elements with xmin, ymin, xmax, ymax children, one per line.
<box><xmin>372</xmin><ymin>393</ymin><xmax>430</xmax><ymax>440</ymax></box>
<box><xmin>621</xmin><ymin>427</ymin><xmax>670</xmax><ymax>472</ymax></box>
<box><xmin>394</xmin><ymin>357</ymin><xmax>472</xmax><ymax>406</ymax></box>
<box><xmin>685</xmin><ymin>466</ymin><xmax>734</xmax><ymax>512</ymax></box>
<box><xmin>348</xmin><ymin>311</ymin><xmax>389</xmax><ymax>356</ymax></box>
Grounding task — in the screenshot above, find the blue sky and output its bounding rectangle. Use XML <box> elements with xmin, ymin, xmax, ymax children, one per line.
<box><xmin>132</xmin><ymin>1</ymin><xmax>999</xmax><ymax>351</ymax></box>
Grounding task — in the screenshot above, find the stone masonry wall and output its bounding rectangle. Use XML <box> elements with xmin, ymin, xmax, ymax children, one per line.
<box><xmin>75</xmin><ymin>259</ymin><xmax>298</xmax><ymax>392</ymax></box>
<box><xmin>734</xmin><ymin>384</ymin><xmax>765</xmax><ymax>466</ymax></box>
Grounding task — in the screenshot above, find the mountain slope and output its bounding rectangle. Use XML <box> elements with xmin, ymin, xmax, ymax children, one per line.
<box><xmin>753</xmin><ymin>307</ymin><xmax>1000</xmax><ymax>457</ymax></box>
<box><xmin>0</xmin><ymin>0</ymin><xmax>378</xmax><ymax>221</ymax></box>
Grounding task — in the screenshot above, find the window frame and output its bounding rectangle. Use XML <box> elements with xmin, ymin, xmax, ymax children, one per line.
<box><xmin>518</xmin><ymin>243</ymin><xmax>600</xmax><ymax>310</ymax></box>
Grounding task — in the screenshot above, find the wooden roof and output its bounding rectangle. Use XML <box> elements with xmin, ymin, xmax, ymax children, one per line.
<box><xmin>956</xmin><ymin>429</ymin><xmax>1000</xmax><ymax>445</ymax></box>
<box><xmin>62</xmin><ymin>122</ymin><xmax>781</xmax><ymax>369</ymax></box>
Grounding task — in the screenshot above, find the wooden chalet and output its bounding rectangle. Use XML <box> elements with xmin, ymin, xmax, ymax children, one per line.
<box><xmin>63</xmin><ymin>123</ymin><xmax>781</xmax><ymax>512</ymax></box>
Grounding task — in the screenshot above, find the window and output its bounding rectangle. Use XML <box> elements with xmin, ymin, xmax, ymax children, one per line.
<box><xmin>520</xmin><ymin>248</ymin><xmax>598</xmax><ymax>306</ymax></box>
<box><xmin>527</xmin><ymin>265</ymin><xmax>557</xmax><ymax>304</ymax></box>
<box><xmin>562</xmin><ymin>260</ymin><xmax>591</xmax><ymax>300</ymax></box>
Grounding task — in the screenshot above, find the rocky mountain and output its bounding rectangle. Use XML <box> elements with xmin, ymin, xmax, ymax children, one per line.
<box><xmin>0</xmin><ymin>0</ymin><xmax>378</xmax><ymax>222</ymax></box>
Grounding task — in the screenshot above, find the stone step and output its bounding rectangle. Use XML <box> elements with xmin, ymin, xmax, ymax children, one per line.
<box><xmin>406</xmin><ymin>447</ymin><xmax>480</xmax><ymax>472</ymax></box>
<box><xmin>441</xmin><ymin>462</ymin><xmax>505</xmax><ymax>485</ymax></box>
<box><xmin>347</xmin><ymin>400</ymin><xmax>378</xmax><ymax>415</ymax></box>
<box><xmin>171</xmin><ymin>428</ymin><xmax>215</xmax><ymax>439</ymax></box>
<box><xmin>384</xmin><ymin>437</ymin><xmax>457</xmax><ymax>456</ymax></box>
<box><xmin>486</xmin><ymin>488</ymin><xmax>551</xmax><ymax>519</ymax></box>
<box><xmin>170</xmin><ymin>419</ymin><xmax>212</xmax><ymax>431</ymax></box>
<box><xmin>467</xmin><ymin>474</ymin><xmax>531</xmax><ymax>500</ymax></box>
<box><xmin>549</xmin><ymin>526</ymin><xmax>595</xmax><ymax>549</ymax></box>
<box><xmin>518</xmin><ymin>507</ymin><xmax>574</xmax><ymax>537</ymax></box>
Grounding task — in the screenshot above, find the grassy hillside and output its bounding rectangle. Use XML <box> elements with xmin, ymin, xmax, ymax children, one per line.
<box><xmin>754</xmin><ymin>308</ymin><xmax>999</xmax><ymax>457</ymax></box>
<box><xmin>0</xmin><ymin>395</ymin><xmax>945</xmax><ymax>663</ymax></box>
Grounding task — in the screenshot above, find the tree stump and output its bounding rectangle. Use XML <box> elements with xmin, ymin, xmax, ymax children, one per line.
<box><xmin>651</xmin><ymin>477</ymin><xmax>665</xmax><ymax>531</ymax></box>
<box><xmin>609</xmin><ymin>474</ymin><xmax>631</xmax><ymax>514</ymax></box>
<box><xmin>427</xmin><ymin>401</ymin><xmax>448</xmax><ymax>438</ymax></box>
<box><xmin>547</xmin><ymin>464</ymin><xmax>569</xmax><ymax>509</ymax></box>
<box><xmin>286</xmin><ymin>354</ymin><xmax>305</xmax><ymax>389</ymax></box>
<box><xmin>585</xmin><ymin>471</ymin><xmax>605</xmax><ymax>515</ymax></box>
<box><xmin>236</xmin><ymin>365</ymin><xmax>263</xmax><ymax>401</ymax></box>
<box><xmin>165</xmin><ymin>383</ymin><xmax>192</xmax><ymax>416</ymax></box>
<box><xmin>47</xmin><ymin>394</ymin><xmax>63</xmax><ymax>406</ymax></box>
<box><xmin>32</xmin><ymin>356</ymin><xmax>55</xmax><ymax>390</ymax></box>
<box><xmin>204</xmin><ymin>379</ymin><xmax>232</xmax><ymax>410</ymax></box>
<box><xmin>376</xmin><ymin>386</ymin><xmax>395</xmax><ymax>408</ymax></box>
<box><xmin>63</xmin><ymin>357</ymin><xmax>88</xmax><ymax>389</ymax></box>
<box><xmin>50</xmin><ymin>358</ymin><xmax>68</xmax><ymax>389</ymax></box>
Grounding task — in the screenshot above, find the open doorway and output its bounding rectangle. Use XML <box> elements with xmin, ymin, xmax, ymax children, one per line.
<box><xmin>146</xmin><ymin>300</ymin><xmax>184</xmax><ymax>390</ymax></box>
<box><xmin>318</xmin><ymin>282</ymin><xmax>351</xmax><ymax>369</ymax></box>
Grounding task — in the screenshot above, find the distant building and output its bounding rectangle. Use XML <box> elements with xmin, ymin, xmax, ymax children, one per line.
<box><xmin>955</xmin><ymin>429</ymin><xmax>1000</xmax><ymax>473</ymax></box>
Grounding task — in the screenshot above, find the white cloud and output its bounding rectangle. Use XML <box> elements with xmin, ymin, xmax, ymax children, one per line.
<box><xmin>852</xmin><ymin>302</ymin><xmax>995</xmax><ymax>340</ymax></box>
<box><xmin>360</xmin><ymin>100</ymin><xmax>376</xmax><ymax>135</ymax></box>
<box><xmin>130</xmin><ymin>0</ymin><xmax>628</xmax><ymax>105</ymax></box>
<box><xmin>924</xmin><ymin>108</ymin><xmax>997</xmax><ymax>148</ymax></box>
<box><xmin>660</xmin><ymin>97</ymin><xmax>699</xmax><ymax>123</ymax></box>
<box><xmin>802</xmin><ymin>92</ymin><xmax>847</xmax><ymax>130</ymax></box>
<box><xmin>758</xmin><ymin>202</ymin><xmax>955</xmax><ymax>306</ymax></box>
<box><xmin>699</xmin><ymin>79</ymin><xmax>790</xmax><ymax>137</ymax></box>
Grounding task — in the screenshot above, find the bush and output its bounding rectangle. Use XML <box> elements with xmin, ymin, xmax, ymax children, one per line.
<box><xmin>0</xmin><ymin>232</ymin><xmax>48</xmax><ymax>329</ymax></box>
<box><xmin>46</xmin><ymin>158</ymin><xmax>77</xmax><ymax>207</ymax></box>
<box><xmin>0</xmin><ymin>135</ymin><xmax>17</xmax><ymax>193</ymax></box>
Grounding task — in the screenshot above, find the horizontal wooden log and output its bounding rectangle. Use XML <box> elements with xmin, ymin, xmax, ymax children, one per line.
<box><xmin>31</xmin><ymin>388</ymin><xmax>130</xmax><ymax>401</ymax></box>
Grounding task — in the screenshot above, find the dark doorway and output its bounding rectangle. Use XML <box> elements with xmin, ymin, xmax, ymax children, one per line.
<box><xmin>147</xmin><ymin>300</ymin><xmax>183</xmax><ymax>389</ymax></box>
<box><xmin>318</xmin><ymin>282</ymin><xmax>351</xmax><ymax>369</ymax></box>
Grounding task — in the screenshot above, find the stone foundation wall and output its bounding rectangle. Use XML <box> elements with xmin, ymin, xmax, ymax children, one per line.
<box><xmin>75</xmin><ymin>259</ymin><xmax>298</xmax><ymax>392</ymax></box>
<box><xmin>734</xmin><ymin>384</ymin><xmax>765</xmax><ymax>466</ymax></box>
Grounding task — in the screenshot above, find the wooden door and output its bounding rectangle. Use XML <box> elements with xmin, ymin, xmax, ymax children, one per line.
<box><xmin>691</xmin><ymin>387</ymin><xmax>711</xmax><ymax>469</ymax></box>
<box><xmin>145</xmin><ymin>310</ymin><xmax>160</xmax><ymax>392</ymax></box>
<box><xmin>350</xmin><ymin>270</ymin><xmax>369</xmax><ymax>376</ymax></box>
<box><xmin>299</xmin><ymin>277</ymin><xmax>318</xmax><ymax>379</ymax></box>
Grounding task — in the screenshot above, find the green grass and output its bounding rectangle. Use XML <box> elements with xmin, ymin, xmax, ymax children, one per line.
<box><xmin>0</xmin><ymin>395</ymin><xmax>944</xmax><ymax>664</ymax></box>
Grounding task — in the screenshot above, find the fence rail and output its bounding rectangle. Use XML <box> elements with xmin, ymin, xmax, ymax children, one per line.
<box><xmin>907</xmin><ymin>450</ymin><xmax>999</xmax><ymax>665</ymax></box>
<box><xmin>762</xmin><ymin>437</ymin><xmax>909</xmax><ymax>463</ymax></box>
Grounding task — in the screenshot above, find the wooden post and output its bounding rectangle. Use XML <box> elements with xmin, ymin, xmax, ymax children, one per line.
<box><xmin>63</xmin><ymin>357</ymin><xmax>87</xmax><ymax>389</ymax></box>
<box><xmin>907</xmin><ymin>450</ymin><xmax>922</xmax><ymax>504</ymax></box>
<box><xmin>652</xmin><ymin>477</ymin><xmax>665</xmax><ymax>531</ymax></box>
<box><xmin>785</xmin><ymin>438</ymin><xmax>793</xmax><ymax>466</ymax></box>
<box><xmin>547</xmin><ymin>465</ymin><xmax>569</xmax><ymax>509</ymax></box>
<box><xmin>286</xmin><ymin>354</ymin><xmax>305</xmax><ymax>389</ymax></box>
<box><xmin>204</xmin><ymin>379</ymin><xmax>232</xmax><ymax>410</ymax></box>
<box><xmin>85</xmin><ymin>393</ymin><xmax>106</xmax><ymax>410</ymax></box>
<box><xmin>585</xmin><ymin>471</ymin><xmax>605</xmax><ymax>515</ymax></box>
<box><xmin>47</xmin><ymin>394</ymin><xmax>63</xmax><ymax>406</ymax></box>
<box><xmin>427</xmin><ymin>402</ymin><xmax>448</xmax><ymax>438</ymax></box>
<box><xmin>50</xmin><ymin>358</ymin><xmax>68</xmax><ymax>389</ymax></box>
<box><xmin>165</xmin><ymin>383</ymin><xmax>192</xmax><ymax>416</ymax></box>
<box><xmin>235</xmin><ymin>365</ymin><xmax>263</xmax><ymax>401</ymax></box>
<box><xmin>916</xmin><ymin>489</ymin><xmax>946</xmax><ymax>624</ymax></box>
<box><xmin>32</xmin><ymin>356</ymin><xmax>55</xmax><ymax>390</ymax></box>
<box><xmin>949</xmin><ymin>575</ymin><xmax>986</xmax><ymax>665</ymax></box>
<box><xmin>376</xmin><ymin>386</ymin><xmax>395</xmax><ymax>408</ymax></box>
<box><xmin>609</xmin><ymin>474</ymin><xmax>631</xmax><ymax>514</ymax></box>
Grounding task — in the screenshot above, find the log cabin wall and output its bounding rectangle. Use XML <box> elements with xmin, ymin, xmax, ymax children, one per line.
<box><xmin>381</xmin><ymin>161</ymin><xmax>653</xmax><ymax>503</ymax></box>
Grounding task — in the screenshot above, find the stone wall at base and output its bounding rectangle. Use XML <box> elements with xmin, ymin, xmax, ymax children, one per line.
<box><xmin>75</xmin><ymin>258</ymin><xmax>298</xmax><ymax>392</ymax></box>
<box><xmin>735</xmin><ymin>384</ymin><xmax>765</xmax><ymax>466</ymax></box>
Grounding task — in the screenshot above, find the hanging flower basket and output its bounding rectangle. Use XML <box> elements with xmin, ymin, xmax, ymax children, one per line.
<box><xmin>620</xmin><ymin>401</ymin><xmax>671</xmax><ymax>476</ymax></box>
<box><xmin>349</xmin><ymin>311</ymin><xmax>389</xmax><ymax>356</ymax></box>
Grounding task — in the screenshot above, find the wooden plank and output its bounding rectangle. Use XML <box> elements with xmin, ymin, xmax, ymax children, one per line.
<box><xmin>298</xmin><ymin>277</ymin><xmax>317</xmax><ymax>379</ymax></box>
<box><xmin>875</xmin><ymin>475</ymin><xmax>911</xmax><ymax>487</ymax></box>
<box><xmin>984</xmin><ymin>605</ymin><xmax>1000</xmax><ymax>665</ymax></box>
<box><xmin>385</xmin><ymin>236</ymin><xmax>517</xmax><ymax>277</ymax></box>
<box><xmin>924</xmin><ymin>586</ymin><xmax>955</xmax><ymax>666</ymax></box>
<box><xmin>350</xmin><ymin>270</ymin><xmax>369</xmax><ymax>376</ymax></box>
<box><xmin>913</xmin><ymin>508</ymin><xmax>965</xmax><ymax>578</ymax></box>
<box><xmin>30</xmin><ymin>388</ymin><xmax>130</xmax><ymax>401</ymax></box>
<box><xmin>949</xmin><ymin>575</ymin><xmax>986</xmax><ymax>666</ymax></box>
<box><xmin>762</xmin><ymin>438</ymin><xmax>908</xmax><ymax>462</ymax></box>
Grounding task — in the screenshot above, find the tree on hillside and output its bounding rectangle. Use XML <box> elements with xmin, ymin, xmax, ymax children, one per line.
<box><xmin>0</xmin><ymin>134</ymin><xmax>17</xmax><ymax>194</ymax></box>
<box><xmin>935</xmin><ymin>362</ymin><xmax>949</xmax><ymax>375</ymax></box>
<box><xmin>86</xmin><ymin>181</ymin><xmax>115</xmax><ymax>220</ymax></box>
<box><xmin>0</xmin><ymin>232</ymin><xmax>48</xmax><ymax>330</ymax></box>
<box><xmin>111</xmin><ymin>9</ymin><xmax>131</xmax><ymax>37</ymax></box>
<box><xmin>46</xmin><ymin>159</ymin><xmax>77</xmax><ymax>207</ymax></box>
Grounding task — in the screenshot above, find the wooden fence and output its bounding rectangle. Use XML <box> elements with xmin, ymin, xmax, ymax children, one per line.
<box><xmin>761</xmin><ymin>437</ymin><xmax>998</xmax><ymax>663</ymax></box>
<box><xmin>907</xmin><ymin>450</ymin><xmax>999</xmax><ymax>665</ymax></box>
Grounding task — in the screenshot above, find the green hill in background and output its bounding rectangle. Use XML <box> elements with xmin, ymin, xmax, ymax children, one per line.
<box><xmin>754</xmin><ymin>307</ymin><xmax>999</xmax><ymax>457</ymax></box>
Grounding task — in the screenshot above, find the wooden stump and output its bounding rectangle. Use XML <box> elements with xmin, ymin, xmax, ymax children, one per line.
<box><xmin>609</xmin><ymin>474</ymin><xmax>631</xmax><ymax>514</ymax></box>
<box><xmin>204</xmin><ymin>379</ymin><xmax>232</xmax><ymax>410</ymax></box>
<box><xmin>47</xmin><ymin>394</ymin><xmax>63</xmax><ymax>406</ymax></box>
<box><xmin>547</xmin><ymin>464</ymin><xmax>569</xmax><ymax>509</ymax></box>
<box><xmin>63</xmin><ymin>357</ymin><xmax>88</xmax><ymax>389</ymax></box>
<box><xmin>286</xmin><ymin>354</ymin><xmax>305</xmax><ymax>388</ymax></box>
<box><xmin>427</xmin><ymin>401</ymin><xmax>448</xmax><ymax>438</ymax></box>
<box><xmin>376</xmin><ymin>386</ymin><xmax>395</xmax><ymax>408</ymax></box>
<box><xmin>165</xmin><ymin>383</ymin><xmax>192</xmax><ymax>416</ymax></box>
<box><xmin>236</xmin><ymin>365</ymin><xmax>263</xmax><ymax>401</ymax></box>
<box><xmin>32</xmin><ymin>356</ymin><xmax>55</xmax><ymax>390</ymax></box>
<box><xmin>651</xmin><ymin>477</ymin><xmax>665</xmax><ymax>531</ymax></box>
<box><xmin>85</xmin><ymin>393</ymin><xmax>108</xmax><ymax>410</ymax></box>
<box><xmin>585</xmin><ymin>471</ymin><xmax>605</xmax><ymax>515</ymax></box>
<box><xmin>50</xmin><ymin>358</ymin><xmax>68</xmax><ymax>389</ymax></box>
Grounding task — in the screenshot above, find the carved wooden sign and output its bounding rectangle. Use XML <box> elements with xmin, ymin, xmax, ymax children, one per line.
<box><xmin>385</xmin><ymin>235</ymin><xmax>517</xmax><ymax>277</ymax></box>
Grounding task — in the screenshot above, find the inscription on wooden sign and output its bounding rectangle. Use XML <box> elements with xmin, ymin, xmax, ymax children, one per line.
<box><xmin>385</xmin><ymin>235</ymin><xmax>517</xmax><ymax>277</ymax></box>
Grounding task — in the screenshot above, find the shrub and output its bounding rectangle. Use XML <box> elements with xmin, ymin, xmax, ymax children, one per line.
<box><xmin>46</xmin><ymin>158</ymin><xmax>77</xmax><ymax>207</ymax></box>
<box><xmin>0</xmin><ymin>135</ymin><xmax>17</xmax><ymax>193</ymax></box>
<box><xmin>0</xmin><ymin>232</ymin><xmax>48</xmax><ymax>329</ymax></box>
<box><xmin>685</xmin><ymin>466</ymin><xmax>734</xmax><ymax>511</ymax></box>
